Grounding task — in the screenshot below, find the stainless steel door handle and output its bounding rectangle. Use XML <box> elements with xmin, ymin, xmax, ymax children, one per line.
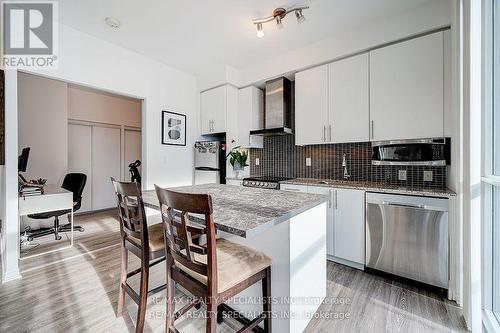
<box><xmin>323</xmin><ymin>125</ymin><xmax>326</xmax><ymax>142</ymax></box>
<box><xmin>371</xmin><ymin>120</ymin><xmax>374</xmax><ymax>140</ymax></box>
<box><xmin>381</xmin><ymin>201</ymin><xmax>425</xmax><ymax>209</ymax></box>
<box><xmin>329</xmin><ymin>124</ymin><xmax>332</xmax><ymax>142</ymax></box>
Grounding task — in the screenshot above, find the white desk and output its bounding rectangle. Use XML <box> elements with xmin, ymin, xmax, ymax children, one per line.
<box><xmin>19</xmin><ymin>185</ymin><xmax>74</xmax><ymax>259</ymax></box>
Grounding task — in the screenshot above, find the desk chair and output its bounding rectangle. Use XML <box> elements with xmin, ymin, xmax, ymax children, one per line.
<box><xmin>27</xmin><ymin>173</ymin><xmax>87</xmax><ymax>241</ymax></box>
<box><xmin>155</xmin><ymin>185</ymin><xmax>273</xmax><ymax>333</ymax></box>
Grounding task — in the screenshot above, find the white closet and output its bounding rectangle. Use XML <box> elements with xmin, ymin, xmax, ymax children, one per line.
<box><xmin>68</xmin><ymin>122</ymin><xmax>141</xmax><ymax>212</ymax></box>
<box><xmin>123</xmin><ymin>129</ymin><xmax>142</xmax><ymax>182</ymax></box>
<box><xmin>68</xmin><ymin>124</ymin><xmax>92</xmax><ymax>212</ymax></box>
<box><xmin>91</xmin><ymin>126</ymin><xmax>121</xmax><ymax>210</ymax></box>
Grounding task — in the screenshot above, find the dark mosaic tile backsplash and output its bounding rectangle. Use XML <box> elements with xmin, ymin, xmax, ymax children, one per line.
<box><xmin>249</xmin><ymin>135</ymin><xmax>447</xmax><ymax>189</ymax></box>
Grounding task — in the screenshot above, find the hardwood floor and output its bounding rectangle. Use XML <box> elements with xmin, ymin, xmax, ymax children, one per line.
<box><xmin>0</xmin><ymin>210</ymin><xmax>468</xmax><ymax>332</ymax></box>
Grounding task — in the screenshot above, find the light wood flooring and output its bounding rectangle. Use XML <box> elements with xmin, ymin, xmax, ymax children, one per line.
<box><xmin>0</xmin><ymin>210</ymin><xmax>468</xmax><ymax>333</ymax></box>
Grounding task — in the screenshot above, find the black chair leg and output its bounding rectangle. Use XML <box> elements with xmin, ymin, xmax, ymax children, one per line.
<box><xmin>27</xmin><ymin>227</ymin><xmax>56</xmax><ymax>241</ymax></box>
<box><xmin>59</xmin><ymin>224</ymin><xmax>85</xmax><ymax>232</ymax></box>
<box><xmin>53</xmin><ymin>216</ymin><xmax>62</xmax><ymax>240</ymax></box>
<box><xmin>59</xmin><ymin>214</ymin><xmax>85</xmax><ymax>232</ymax></box>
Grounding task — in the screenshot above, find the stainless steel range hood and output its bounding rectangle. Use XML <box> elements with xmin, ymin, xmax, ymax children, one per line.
<box><xmin>250</xmin><ymin>77</ymin><xmax>293</xmax><ymax>136</ymax></box>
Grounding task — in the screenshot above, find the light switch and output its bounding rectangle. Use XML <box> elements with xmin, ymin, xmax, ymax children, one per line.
<box><xmin>306</xmin><ymin>157</ymin><xmax>312</xmax><ymax>167</ymax></box>
<box><xmin>255</xmin><ymin>158</ymin><xmax>260</xmax><ymax>166</ymax></box>
<box><xmin>398</xmin><ymin>170</ymin><xmax>407</xmax><ymax>181</ymax></box>
<box><xmin>423</xmin><ymin>170</ymin><xmax>433</xmax><ymax>182</ymax></box>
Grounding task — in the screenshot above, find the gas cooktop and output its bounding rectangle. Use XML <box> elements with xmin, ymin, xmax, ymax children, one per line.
<box><xmin>242</xmin><ymin>176</ymin><xmax>293</xmax><ymax>189</ymax></box>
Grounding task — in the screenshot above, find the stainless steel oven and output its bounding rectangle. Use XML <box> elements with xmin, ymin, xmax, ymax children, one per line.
<box><xmin>371</xmin><ymin>138</ymin><xmax>450</xmax><ymax>166</ymax></box>
<box><xmin>366</xmin><ymin>193</ymin><xmax>449</xmax><ymax>289</ymax></box>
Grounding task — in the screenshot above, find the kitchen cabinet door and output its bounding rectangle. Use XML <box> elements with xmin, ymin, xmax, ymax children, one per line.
<box><xmin>333</xmin><ymin>188</ymin><xmax>365</xmax><ymax>265</ymax></box>
<box><xmin>200</xmin><ymin>86</ymin><xmax>226</xmax><ymax>135</ymax></box>
<box><xmin>295</xmin><ymin>65</ymin><xmax>329</xmax><ymax>145</ymax></box>
<box><xmin>370</xmin><ymin>31</ymin><xmax>444</xmax><ymax>141</ymax></box>
<box><xmin>238</xmin><ymin>86</ymin><xmax>264</xmax><ymax>148</ymax></box>
<box><xmin>307</xmin><ymin>186</ymin><xmax>335</xmax><ymax>257</ymax></box>
<box><xmin>329</xmin><ymin>53</ymin><xmax>369</xmax><ymax>143</ymax></box>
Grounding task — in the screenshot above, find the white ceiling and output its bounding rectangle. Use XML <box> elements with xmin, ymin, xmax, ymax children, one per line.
<box><xmin>60</xmin><ymin>0</ymin><xmax>434</xmax><ymax>77</ymax></box>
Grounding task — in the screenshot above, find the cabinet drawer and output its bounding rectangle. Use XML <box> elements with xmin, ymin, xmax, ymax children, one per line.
<box><xmin>280</xmin><ymin>184</ymin><xmax>308</xmax><ymax>192</ymax></box>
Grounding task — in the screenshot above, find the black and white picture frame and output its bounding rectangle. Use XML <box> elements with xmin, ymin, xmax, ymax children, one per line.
<box><xmin>162</xmin><ymin>111</ymin><xmax>186</xmax><ymax>146</ymax></box>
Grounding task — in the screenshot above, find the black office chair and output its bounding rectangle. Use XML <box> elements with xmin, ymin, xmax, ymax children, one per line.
<box><xmin>27</xmin><ymin>173</ymin><xmax>87</xmax><ymax>241</ymax></box>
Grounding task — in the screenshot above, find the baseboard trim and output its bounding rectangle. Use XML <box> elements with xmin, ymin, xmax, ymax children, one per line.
<box><xmin>2</xmin><ymin>269</ymin><xmax>22</xmax><ymax>283</ymax></box>
<box><xmin>327</xmin><ymin>255</ymin><xmax>364</xmax><ymax>271</ymax></box>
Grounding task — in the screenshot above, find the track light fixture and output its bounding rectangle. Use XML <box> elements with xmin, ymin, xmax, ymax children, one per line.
<box><xmin>256</xmin><ymin>23</ymin><xmax>264</xmax><ymax>38</ymax></box>
<box><xmin>253</xmin><ymin>5</ymin><xmax>309</xmax><ymax>37</ymax></box>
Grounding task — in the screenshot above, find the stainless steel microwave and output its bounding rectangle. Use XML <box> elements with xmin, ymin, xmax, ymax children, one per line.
<box><xmin>371</xmin><ymin>138</ymin><xmax>450</xmax><ymax>166</ymax></box>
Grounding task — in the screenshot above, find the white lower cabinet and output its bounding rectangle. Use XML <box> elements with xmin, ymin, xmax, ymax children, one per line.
<box><xmin>280</xmin><ymin>184</ymin><xmax>308</xmax><ymax>192</ymax></box>
<box><xmin>306</xmin><ymin>186</ymin><xmax>335</xmax><ymax>258</ymax></box>
<box><xmin>304</xmin><ymin>185</ymin><xmax>365</xmax><ymax>269</ymax></box>
<box><xmin>226</xmin><ymin>179</ymin><xmax>243</xmax><ymax>186</ymax></box>
<box><xmin>332</xmin><ymin>188</ymin><xmax>365</xmax><ymax>267</ymax></box>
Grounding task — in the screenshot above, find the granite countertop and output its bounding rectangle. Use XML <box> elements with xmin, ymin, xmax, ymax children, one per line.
<box><xmin>281</xmin><ymin>178</ymin><xmax>456</xmax><ymax>198</ymax></box>
<box><xmin>142</xmin><ymin>184</ymin><xmax>328</xmax><ymax>238</ymax></box>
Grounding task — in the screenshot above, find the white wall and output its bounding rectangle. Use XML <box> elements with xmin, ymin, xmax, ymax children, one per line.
<box><xmin>68</xmin><ymin>85</ymin><xmax>141</xmax><ymax>127</ymax></box>
<box><xmin>18</xmin><ymin>73</ymin><xmax>68</xmax><ymax>185</ymax></box>
<box><xmin>2</xmin><ymin>24</ymin><xmax>197</xmax><ymax>281</ymax></box>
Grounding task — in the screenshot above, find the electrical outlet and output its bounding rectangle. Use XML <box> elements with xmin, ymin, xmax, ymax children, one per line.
<box><xmin>306</xmin><ymin>157</ymin><xmax>312</xmax><ymax>167</ymax></box>
<box><xmin>255</xmin><ymin>158</ymin><xmax>260</xmax><ymax>166</ymax></box>
<box><xmin>423</xmin><ymin>170</ymin><xmax>433</xmax><ymax>182</ymax></box>
<box><xmin>398</xmin><ymin>170</ymin><xmax>407</xmax><ymax>181</ymax></box>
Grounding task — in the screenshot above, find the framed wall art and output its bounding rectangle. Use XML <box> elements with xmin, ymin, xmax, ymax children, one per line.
<box><xmin>162</xmin><ymin>110</ymin><xmax>186</xmax><ymax>146</ymax></box>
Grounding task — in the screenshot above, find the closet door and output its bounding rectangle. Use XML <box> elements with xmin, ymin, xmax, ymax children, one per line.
<box><xmin>92</xmin><ymin>126</ymin><xmax>121</xmax><ymax>210</ymax></box>
<box><xmin>123</xmin><ymin>129</ymin><xmax>141</xmax><ymax>182</ymax></box>
<box><xmin>68</xmin><ymin>124</ymin><xmax>92</xmax><ymax>212</ymax></box>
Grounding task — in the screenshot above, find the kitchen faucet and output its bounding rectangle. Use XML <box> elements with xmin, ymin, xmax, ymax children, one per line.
<box><xmin>342</xmin><ymin>154</ymin><xmax>351</xmax><ymax>180</ymax></box>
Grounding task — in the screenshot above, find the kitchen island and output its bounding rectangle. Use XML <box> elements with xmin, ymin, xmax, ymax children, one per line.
<box><xmin>142</xmin><ymin>184</ymin><xmax>328</xmax><ymax>333</ymax></box>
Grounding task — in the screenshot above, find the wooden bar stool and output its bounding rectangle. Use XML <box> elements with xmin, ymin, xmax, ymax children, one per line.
<box><xmin>155</xmin><ymin>185</ymin><xmax>273</xmax><ymax>333</ymax></box>
<box><xmin>111</xmin><ymin>178</ymin><xmax>167</xmax><ymax>333</ymax></box>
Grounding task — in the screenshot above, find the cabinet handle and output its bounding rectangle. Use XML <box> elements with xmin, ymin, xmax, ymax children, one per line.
<box><xmin>329</xmin><ymin>124</ymin><xmax>332</xmax><ymax>142</ymax></box>
<box><xmin>371</xmin><ymin>120</ymin><xmax>374</xmax><ymax>140</ymax></box>
<box><xmin>323</xmin><ymin>125</ymin><xmax>326</xmax><ymax>142</ymax></box>
<box><xmin>334</xmin><ymin>190</ymin><xmax>338</xmax><ymax>209</ymax></box>
<box><xmin>328</xmin><ymin>189</ymin><xmax>332</xmax><ymax>208</ymax></box>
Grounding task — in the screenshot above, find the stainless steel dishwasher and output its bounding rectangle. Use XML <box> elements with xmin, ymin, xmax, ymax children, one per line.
<box><xmin>365</xmin><ymin>193</ymin><xmax>449</xmax><ymax>289</ymax></box>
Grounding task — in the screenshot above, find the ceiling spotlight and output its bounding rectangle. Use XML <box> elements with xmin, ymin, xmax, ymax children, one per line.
<box><xmin>276</xmin><ymin>16</ymin><xmax>284</xmax><ymax>30</ymax></box>
<box><xmin>256</xmin><ymin>23</ymin><xmax>264</xmax><ymax>38</ymax></box>
<box><xmin>252</xmin><ymin>5</ymin><xmax>309</xmax><ymax>37</ymax></box>
<box><xmin>105</xmin><ymin>17</ymin><xmax>121</xmax><ymax>29</ymax></box>
<box><xmin>295</xmin><ymin>9</ymin><xmax>306</xmax><ymax>24</ymax></box>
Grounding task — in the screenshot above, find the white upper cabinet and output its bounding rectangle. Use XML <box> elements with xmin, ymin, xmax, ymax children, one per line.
<box><xmin>200</xmin><ymin>85</ymin><xmax>228</xmax><ymax>135</ymax></box>
<box><xmin>238</xmin><ymin>86</ymin><xmax>264</xmax><ymax>148</ymax></box>
<box><xmin>370</xmin><ymin>31</ymin><xmax>445</xmax><ymax>141</ymax></box>
<box><xmin>295</xmin><ymin>65</ymin><xmax>329</xmax><ymax>145</ymax></box>
<box><xmin>328</xmin><ymin>53</ymin><xmax>369</xmax><ymax>143</ymax></box>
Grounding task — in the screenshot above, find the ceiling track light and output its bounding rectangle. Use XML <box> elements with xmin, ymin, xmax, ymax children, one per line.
<box><xmin>253</xmin><ymin>5</ymin><xmax>309</xmax><ymax>37</ymax></box>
